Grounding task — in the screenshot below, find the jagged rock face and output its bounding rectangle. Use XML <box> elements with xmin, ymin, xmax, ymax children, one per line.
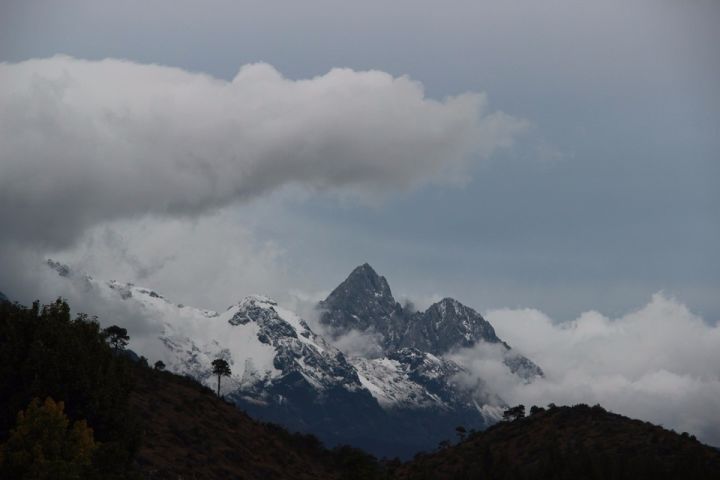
<box><xmin>318</xmin><ymin>266</ymin><xmax>503</xmax><ymax>355</ymax></box>
<box><xmin>319</xmin><ymin>264</ymin><xmax>543</xmax><ymax>380</ymax></box>
<box><xmin>356</xmin><ymin>347</ymin><xmax>476</xmax><ymax>411</ymax></box>
<box><xmin>402</xmin><ymin>298</ymin><xmax>501</xmax><ymax>354</ymax></box>
<box><xmin>353</xmin><ymin>349</ymin><xmax>465</xmax><ymax>410</ymax></box>
<box><xmin>387</xmin><ymin>348</ymin><xmax>465</xmax><ymax>393</ymax></box>
<box><xmin>318</xmin><ymin>263</ymin><xmax>408</xmax><ymax>346</ymax></box>
<box><xmin>0</xmin><ymin>291</ymin><xmax>8</xmax><ymax>303</ymax></box>
<box><xmin>155</xmin><ymin>295</ymin><xmax>367</xmax><ymax>401</ymax></box>
<box><xmin>231</xmin><ymin>297</ymin><xmax>362</xmax><ymax>393</ymax></box>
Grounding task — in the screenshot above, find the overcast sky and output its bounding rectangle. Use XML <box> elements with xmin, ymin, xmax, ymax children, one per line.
<box><xmin>1</xmin><ymin>0</ymin><xmax>718</xmax><ymax>323</ymax></box>
<box><xmin>2</xmin><ymin>0</ymin><xmax>720</xmax><ymax>447</ymax></box>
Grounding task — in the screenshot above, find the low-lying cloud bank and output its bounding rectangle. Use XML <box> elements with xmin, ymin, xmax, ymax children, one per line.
<box><xmin>0</xmin><ymin>55</ymin><xmax>526</xmax><ymax>249</ymax></box>
<box><xmin>449</xmin><ymin>294</ymin><xmax>720</xmax><ymax>446</ymax></box>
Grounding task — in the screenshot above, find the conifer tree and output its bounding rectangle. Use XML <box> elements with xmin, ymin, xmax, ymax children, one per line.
<box><xmin>103</xmin><ymin>325</ymin><xmax>129</xmax><ymax>351</ymax></box>
<box><xmin>211</xmin><ymin>358</ymin><xmax>231</xmax><ymax>397</ymax></box>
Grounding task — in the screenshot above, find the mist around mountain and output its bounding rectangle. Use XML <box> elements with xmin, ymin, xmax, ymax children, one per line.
<box><xmin>39</xmin><ymin>260</ymin><xmax>542</xmax><ymax>457</ymax></box>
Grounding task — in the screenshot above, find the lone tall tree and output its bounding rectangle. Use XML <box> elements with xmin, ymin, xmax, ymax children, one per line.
<box><xmin>102</xmin><ymin>325</ymin><xmax>129</xmax><ymax>351</ymax></box>
<box><xmin>211</xmin><ymin>358</ymin><xmax>231</xmax><ymax>397</ymax></box>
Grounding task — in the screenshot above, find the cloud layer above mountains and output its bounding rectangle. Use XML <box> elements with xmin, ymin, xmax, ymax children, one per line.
<box><xmin>450</xmin><ymin>294</ymin><xmax>720</xmax><ymax>446</ymax></box>
<box><xmin>0</xmin><ymin>55</ymin><xmax>526</xmax><ymax>249</ymax></box>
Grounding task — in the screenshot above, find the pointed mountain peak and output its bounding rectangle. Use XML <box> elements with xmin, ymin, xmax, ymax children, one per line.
<box><xmin>347</xmin><ymin>263</ymin><xmax>382</xmax><ymax>282</ymax></box>
<box><xmin>318</xmin><ymin>264</ymin><xmax>403</xmax><ymax>337</ymax></box>
<box><xmin>402</xmin><ymin>296</ymin><xmax>502</xmax><ymax>354</ymax></box>
<box><xmin>354</xmin><ymin>262</ymin><xmax>377</xmax><ymax>274</ymax></box>
<box><xmin>339</xmin><ymin>263</ymin><xmax>393</xmax><ymax>299</ymax></box>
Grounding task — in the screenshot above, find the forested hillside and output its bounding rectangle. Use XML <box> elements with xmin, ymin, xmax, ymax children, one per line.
<box><xmin>0</xmin><ymin>299</ymin><xmax>381</xmax><ymax>479</ymax></box>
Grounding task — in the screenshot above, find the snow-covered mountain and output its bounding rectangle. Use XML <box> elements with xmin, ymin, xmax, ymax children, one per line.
<box><xmin>319</xmin><ymin>263</ymin><xmax>543</xmax><ymax>380</ymax></box>
<box><xmin>45</xmin><ymin>259</ymin><xmax>540</xmax><ymax>457</ymax></box>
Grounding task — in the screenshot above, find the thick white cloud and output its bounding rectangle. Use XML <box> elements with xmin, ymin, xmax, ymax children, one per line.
<box><xmin>0</xmin><ymin>55</ymin><xmax>526</xmax><ymax>249</ymax></box>
<box><xmin>449</xmin><ymin>294</ymin><xmax>720</xmax><ymax>446</ymax></box>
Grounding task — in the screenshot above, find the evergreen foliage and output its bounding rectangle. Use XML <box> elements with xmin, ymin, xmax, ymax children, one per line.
<box><xmin>211</xmin><ymin>358</ymin><xmax>231</xmax><ymax>397</ymax></box>
<box><xmin>102</xmin><ymin>325</ymin><xmax>129</xmax><ymax>351</ymax></box>
<box><xmin>0</xmin><ymin>397</ymin><xmax>96</xmax><ymax>479</ymax></box>
<box><xmin>0</xmin><ymin>299</ymin><xmax>142</xmax><ymax>478</ymax></box>
<box><xmin>529</xmin><ymin>405</ymin><xmax>545</xmax><ymax>415</ymax></box>
<box><xmin>502</xmin><ymin>404</ymin><xmax>525</xmax><ymax>421</ymax></box>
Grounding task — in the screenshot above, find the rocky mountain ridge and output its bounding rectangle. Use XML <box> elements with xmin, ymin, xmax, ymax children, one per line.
<box><xmin>45</xmin><ymin>259</ymin><xmax>541</xmax><ymax>457</ymax></box>
<box><xmin>319</xmin><ymin>263</ymin><xmax>543</xmax><ymax>379</ymax></box>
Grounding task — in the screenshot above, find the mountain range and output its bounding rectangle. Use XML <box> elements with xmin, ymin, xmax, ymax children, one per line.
<box><xmin>45</xmin><ymin>260</ymin><xmax>542</xmax><ymax>457</ymax></box>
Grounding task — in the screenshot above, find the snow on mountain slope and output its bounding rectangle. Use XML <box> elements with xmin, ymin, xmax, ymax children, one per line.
<box><xmin>113</xmin><ymin>285</ymin><xmax>364</xmax><ymax>400</ymax></box>
<box><xmin>352</xmin><ymin>348</ymin><xmax>468</xmax><ymax>410</ymax></box>
<box><xmin>44</xmin><ymin>259</ymin><xmax>524</xmax><ymax>417</ymax></box>
<box><xmin>44</xmin><ymin>260</ymin><xmax>362</xmax><ymax>402</ymax></box>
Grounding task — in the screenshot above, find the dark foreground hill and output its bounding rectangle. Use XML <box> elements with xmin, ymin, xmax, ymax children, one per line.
<box><xmin>130</xmin><ymin>367</ymin><xmax>372</xmax><ymax>479</ymax></box>
<box><xmin>395</xmin><ymin>404</ymin><xmax>720</xmax><ymax>480</ymax></box>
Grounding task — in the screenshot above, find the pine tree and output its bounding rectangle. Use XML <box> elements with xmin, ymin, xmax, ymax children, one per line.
<box><xmin>211</xmin><ymin>358</ymin><xmax>231</xmax><ymax>397</ymax></box>
<box><xmin>102</xmin><ymin>325</ymin><xmax>129</xmax><ymax>351</ymax></box>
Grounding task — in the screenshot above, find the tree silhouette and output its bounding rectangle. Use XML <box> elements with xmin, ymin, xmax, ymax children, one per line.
<box><xmin>211</xmin><ymin>358</ymin><xmax>231</xmax><ymax>397</ymax></box>
<box><xmin>154</xmin><ymin>360</ymin><xmax>166</xmax><ymax>371</ymax></box>
<box><xmin>502</xmin><ymin>404</ymin><xmax>526</xmax><ymax>421</ymax></box>
<box><xmin>0</xmin><ymin>397</ymin><xmax>96</xmax><ymax>479</ymax></box>
<box><xmin>530</xmin><ymin>405</ymin><xmax>546</xmax><ymax>415</ymax></box>
<box><xmin>102</xmin><ymin>325</ymin><xmax>129</xmax><ymax>351</ymax></box>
